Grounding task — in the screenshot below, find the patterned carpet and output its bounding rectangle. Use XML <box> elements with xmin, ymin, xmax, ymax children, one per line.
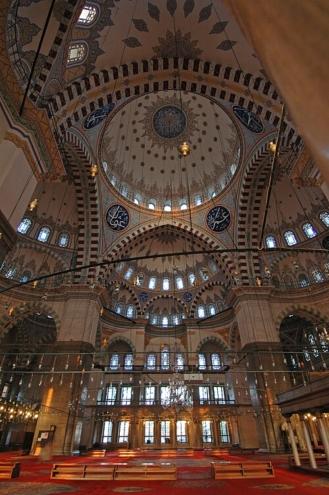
<box><xmin>0</xmin><ymin>452</ymin><xmax>328</xmax><ymax>495</ymax></box>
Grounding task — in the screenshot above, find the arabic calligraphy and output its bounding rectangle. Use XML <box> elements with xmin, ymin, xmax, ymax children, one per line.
<box><xmin>233</xmin><ymin>106</ymin><xmax>263</xmax><ymax>133</ymax></box>
<box><xmin>106</xmin><ymin>204</ymin><xmax>129</xmax><ymax>231</ymax></box>
<box><xmin>206</xmin><ymin>206</ymin><xmax>231</xmax><ymax>232</ymax></box>
<box><xmin>84</xmin><ymin>103</ymin><xmax>115</xmax><ymax>130</ymax></box>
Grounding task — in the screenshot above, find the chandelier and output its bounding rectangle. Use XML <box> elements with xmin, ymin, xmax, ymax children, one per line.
<box><xmin>162</xmin><ymin>372</ymin><xmax>193</xmax><ymax>411</ymax></box>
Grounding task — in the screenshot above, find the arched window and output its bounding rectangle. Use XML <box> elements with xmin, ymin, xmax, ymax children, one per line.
<box><xmin>302</xmin><ymin>222</ymin><xmax>317</xmax><ymax>239</ymax></box>
<box><xmin>312</xmin><ymin>269</ymin><xmax>325</xmax><ymax>283</ymax></box>
<box><xmin>173</xmin><ymin>314</ymin><xmax>181</xmax><ymax>326</ymax></box>
<box><xmin>77</xmin><ymin>4</ymin><xmax>98</xmax><ymax>26</ymax></box>
<box><xmin>197</xmin><ymin>306</ymin><xmax>205</xmax><ymax>319</ymax></box>
<box><xmin>17</xmin><ymin>217</ymin><xmax>32</xmax><ymax>234</ymax></box>
<box><xmin>194</xmin><ymin>195</ymin><xmax>202</xmax><ymax>206</ymax></box>
<box><xmin>161</xmin><ymin>346</ymin><xmax>170</xmax><ymax>369</ymax></box>
<box><xmin>124</xmin><ymin>267</ymin><xmax>133</xmax><ymax>280</ymax></box>
<box><xmin>188</xmin><ymin>273</ymin><xmax>196</xmax><ymax>286</ymax></box>
<box><xmin>124</xmin><ymin>353</ymin><xmax>133</xmax><ymax>370</ymax></box>
<box><xmin>211</xmin><ymin>353</ymin><xmax>222</xmax><ymax>370</ymax></box>
<box><xmin>163</xmin><ymin>277</ymin><xmax>170</xmax><ymax>291</ymax></box>
<box><xmin>20</xmin><ymin>271</ymin><xmax>31</xmax><ymax>283</ymax></box>
<box><xmin>126</xmin><ymin>305</ymin><xmax>135</xmax><ymax>318</ymax></box>
<box><xmin>37</xmin><ymin>226</ymin><xmax>51</xmax><ymax>243</ymax></box>
<box><xmin>148</xmin><ymin>276</ymin><xmax>156</xmax><ymax>289</ymax></box>
<box><xmin>58</xmin><ymin>232</ymin><xmax>70</xmax><ymax>248</ymax></box>
<box><xmin>109</xmin><ymin>354</ymin><xmax>119</xmax><ymax>370</ymax></box>
<box><xmin>180</xmin><ymin>202</ymin><xmax>187</xmax><ymax>210</ymax></box>
<box><xmin>208</xmin><ymin>304</ymin><xmax>216</xmax><ymax>316</ymax></box>
<box><xmin>67</xmin><ymin>42</ymin><xmax>88</xmax><ymax>66</ymax></box>
<box><xmin>148</xmin><ymin>202</ymin><xmax>155</xmax><ymax>210</ymax></box>
<box><xmin>5</xmin><ymin>267</ymin><xmax>16</xmax><ymax>279</ymax></box>
<box><xmin>175</xmin><ymin>353</ymin><xmax>185</xmax><ymax>370</ymax></box>
<box><xmin>163</xmin><ymin>203</ymin><xmax>171</xmax><ymax>212</ymax></box>
<box><xmin>200</xmin><ymin>268</ymin><xmax>209</xmax><ymax>281</ymax></box>
<box><xmin>298</xmin><ymin>273</ymin><xmax>309</xmax><ymax>287</ymax></box>
<box><xmin>162</xmin><ymin>316</ymin><xmax>169</xmax><ymax>327</ymax></box>
<box><xmin>284</xmin><ymin>230</ymin><xmax>298</xmax><ymax>246</ymax></box>
<box><xmin>115</xmin><ymin>304</ymin><xmax>122</xmax><ymax>314</ymax></box>
<box><xmin>320</xmin><ymin>211</ymin><xmax>329</xmax><ymax>227</ymax></box>
<box><xmin>198</xmin><ymin>353</ymin><xmax>206</xmax><ymax>370</ymax></box>
<box><xmin>176</xmin><ymin>276</ymin><xmax>184</xmax><ymax>290</ymax></box>
<box><xmin>265</xmin><ymin>235</ymin><xmax>277</xmax><ymax>249</ymax></box>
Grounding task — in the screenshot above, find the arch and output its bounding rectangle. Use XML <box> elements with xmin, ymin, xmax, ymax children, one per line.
<box><xmin>143</xmin><ymin>294</ymin><xmax>188</xmax><ymax>315</ymax></box>
<box><xmin>107</xmin><ymin>335</ymin><xmax>136</xmax><ymax>353</ymax></box>
<box><xmin>0</xmin><ymin>301</ymin><xmax>60</xmax><ymax>339</ymax></box>
<box><xmin>62</xmin><ymin>140</ymin><xmax>100</xmax><ymax>283</ymax></box>
<box><xmin>50</xmin><ymin>58</ymin><xmax>299</xmax><ymax>150</ymax></box>
<box><xmin>196</xmin><ymin>335</ymin><xmax>230</xmax><ymax>352</ymax></box>
<box><xmin>274</xmin><ymin>304</ymin><xmax>328</xmax><ymax>332</ymax></box>
<box><xmin>104</xmin><ymin>280</ymin><xmax>142</xmax><ymax>316</ymax></box>
<box><xmin>191</xmin><ymin>281</ymin><xmax>227</xmax><ymax>315</ymax></box>
<box><xmin>99</xmin><ymin>222</ymin><xmax>237</xmax><ymax>287</ymax></box>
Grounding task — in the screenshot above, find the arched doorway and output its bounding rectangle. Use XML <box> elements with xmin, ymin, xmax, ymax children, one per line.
<box><xmin>279</xmin><ymin>314</ymin><xmax>329</xmax><ymax>385</ymax></box>
<box><xmin>0</xmin><ymin>313</ymin><xmax>57</xmax><ymax>452</ymax></box>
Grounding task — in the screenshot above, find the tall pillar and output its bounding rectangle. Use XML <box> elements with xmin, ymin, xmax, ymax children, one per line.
<box><xmin>286</xmin><ymin>421</ymin><xmax>301</xmax><ymax>466</ymax></box>
<box><xmin>317</xmin><ymin>415</ymin><xmax>329</xmax><ymax>464</ymax></box>
<box><xmin>31</xmin><ymin>341</ymin><xmax>94</xmax><ymax>455</ymax></box>
<box><xmin>302</xmin><ymin>420</ymin><xmax>317</xmax><ymax>469</ymax></box>
<box><xmin>230</xmin><ymin>287</ymin><xmax>290</xmax><ymax>452</ymax></box>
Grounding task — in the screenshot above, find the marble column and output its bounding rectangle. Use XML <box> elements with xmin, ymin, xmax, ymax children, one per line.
<box><xmin>287</xmin><ymin>421</ymin><xmax>301</xmax><ymax>466</ymax></box>
<box><xmin>317</xmin><ymin>415</ymin><xmax>329</xmax><ymax>464</ymax></box>
<box><xmin>302</xmin><ymin>420</ymin><xmax>317</xmax><ymax>469</ymax></box>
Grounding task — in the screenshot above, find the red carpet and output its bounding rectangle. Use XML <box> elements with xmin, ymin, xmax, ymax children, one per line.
<box><xmin>0</xmin><ymin>451</ymin><xmax>328</xmax><ymax>495</ymax></box>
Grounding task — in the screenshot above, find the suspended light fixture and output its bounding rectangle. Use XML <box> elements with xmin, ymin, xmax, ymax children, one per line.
<box><xmin>178</xmin><ymin>141</ymin><xmax>191</xmax><ymax>157</ymax></box>
<box><xmin>28</xmin><ymin>198</ymin><xmax>38</xmax><ymax>211</ymax></box>
<box><xmin>268</xmin><ymin>141</ymin><xmax>277</xmax><ymax>154</ymax></box>
<box><xmin>90</xmin><ymin>164</ymin><xmax>98</xmax><ymax>177</ymax></box>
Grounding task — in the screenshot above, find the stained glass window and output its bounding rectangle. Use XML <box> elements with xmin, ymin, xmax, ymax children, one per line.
<box><xmin>37</xmin><ymin>226</ymin><xmax>51</xmax><ymax>243</ymax></box>
<box><xmin>320</xmin><ymin>211</ymin><xmax>329</xmax><ymax>227</ymax></box>
<box><xmin>77</xmin><ymin>4</ymin><xmax>98</xmax><ymax>26</ymax></box>
<box><xmin>265</xmin><ymin>235</ymin><xmax>277</xmax><ymax>249</ymax></box>
<box><xmin>67</xmin><ymin>42</ymin><xmax>88</xmax><ymax>66</ymax></box>
<box><xmin>284</xmin><ymin>230</ymin><xmax>298</xmax><ymax>246</ymax></box>
<box><xmin>146</xmin><ymin>353</ymin><xmax>156</xmax><ymax>370</ymax></box>
<box><xmin>17</xmin><ymin>218</ymin><xmax>32</xmax><ymax>234</ymax></box>
<box><xmin>58</xmin><ymin>232</ymin><xmax>69</xmax><ymax>248</ymax></box>
<box><xmin>302</xmin><ymin>223</ymin><xmax>317</xmax><ymax>239</ymax></box>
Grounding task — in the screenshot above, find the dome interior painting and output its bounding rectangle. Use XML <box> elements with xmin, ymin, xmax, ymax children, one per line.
<box><xmin>100</xmin><ymin>91</ymin><xmax>241</xmax><ymax>209</ymax></box>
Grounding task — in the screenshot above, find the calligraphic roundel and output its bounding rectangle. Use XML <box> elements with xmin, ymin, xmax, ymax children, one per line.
<box><xmin>206</xmin><ymin>206</ymin><xmax>231</xmax><ymax>232</ymax></box>
<box><xmin>106</xmin><ymin>204</ymin><xmax>130</xmax><ymax>231</ymax></box>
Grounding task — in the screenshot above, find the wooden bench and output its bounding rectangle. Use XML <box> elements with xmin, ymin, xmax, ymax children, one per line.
<box><xmin>204</xmin><ymin>449</ymin><xmax>229</xmax><ymax>457</ymax></box>
<box><xmin>289</xmin><ymin>453</ymin><xmax>328</xmax><ymax>466</ymax></box>
<box><xmin>212</xmin><ymin>461</ymin><xmax>274</xmax><ymax>479</ymax></box>
<box><xmin>114</xmin><ymin>464</ymin><xmax>177</xmax><ymax>481</ymax></box>
<box><xmin>51</xmin><ymin>463</ymin><xmax>115</xmax><ymax>480</ymax></box>
<box><xmin>0</xmin><ymin>462</ymin><xmax>20</xmax><ymax>479</ymax></box>
<box><xmin>88</xmin><ymin>449</ymin><xmax>106</xmax><ymax>458</ymax></box>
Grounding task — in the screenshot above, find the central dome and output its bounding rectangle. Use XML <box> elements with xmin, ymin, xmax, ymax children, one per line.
<box><xmin>100</xmin><ymin>91</ymin><xmax>241</xmax><ymax>210</ymax></box>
